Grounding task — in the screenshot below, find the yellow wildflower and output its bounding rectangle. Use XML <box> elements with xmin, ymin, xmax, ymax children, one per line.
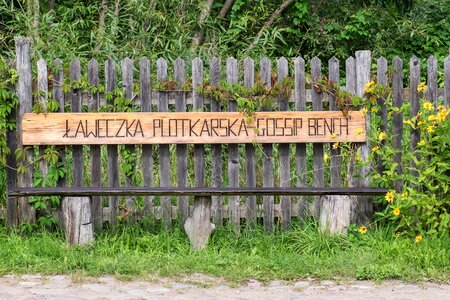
<box><xmin>417</xmin><ymin>139</ymin><xmax>426</xmax><ymax>147</ymax></box>
<box><xmin>426</xmin><ymin>126</ymin><xmax>434</xmax><ymax>133</ymax></box>
<box><xmin>401</xmin><ymin>192</ymin><xmax>408</xmax><ymax>199</ymax></box>
<box><xmin>437</xmin><ymin>105</ymin><xmax>445</xmax><ymax>111</ymax></box>
<box><xmin>378</xmin><ymin>131</ymin><xmax>387</xmax><ymax>141</ymax></box>
<box><xmin>362</xmin><ymin>107</ymin><xmax>368</xmax><ymax>115</ymax></box>
<box><xmin>415</xmin><ymin>235</ymin><xmax>423</xmax><ymax>243</ymax></box>
<box><xmin>385</xmin><ymin>191</ymin><xmax>394</xmax><ymax>203</ymax></box>
<box><xmin>417</xmin><ymin>82</ymin><xmax>427</xmax><ymax>93</ymax></box>
<box><xmin>403</xmin><ymin>119</ymin><xmax>412</xmax><ymax>125</ymax></box>
<box><xmin>324</xmin><ymin>154</ymin><xmax>329</xmax><ymax>162</ymax></box>
<box><xmin>418</xmin><ymin>121</ymin><xmax>425</xmax><ymax>126</ymax></box>
<box><xmin>365</xmin><ymin>81</ymin><xmax>376</xmax><ymax>93</ymax></box>
<box><xmin>331</xmin><ymin>133</ymin><xmax>337</xmax><ymax>139</ymax></box>
<box><xmin>332</xmin><ymin>142</ymin><xmax>339</xmax><ymax>150</ymax></box>
<box><xmin>437</xmin><ymin>111</ymin><xmax>448</xmax><ymax>122</ymax></box>
<box><xmin>428</xmin><ymin>115</ymin><xmax>436</xmax><ymax>122</ymax></box>
<box><xmin>372</xmin><ymin>146</ymin><xmax>379</xmax><ymax>152</ymax></box>
<box><xmin>423</xmin><ymin>101</ymin><xmax>434</xmax><ymax>110</ymax></box>
<box><xmin>359</xmin><ymin>226</ymin><xmax>367</xmax><ymax>234</ymax></box>
<box><xmin>356</xmin><ymin>128</ymin><xmax>363</xmax><ymax>135</ymax></box>
<box><xmin>388</xmin><ymin>111</ymin><xmax>393</xmax><ymax>117</ymax></box>
<box><xmin>393</xmin><ymin>207</ymin><xmax>400</xmax><ymax>216</ymax></box>
<box><xmin>371</xmin><ymin>107</ymin><xmax>379</xmax><ymax>113</ymax></box>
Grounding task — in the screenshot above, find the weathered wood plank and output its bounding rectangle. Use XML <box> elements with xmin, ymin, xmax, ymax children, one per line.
<box><xmin>427</xmin><ymin>56</ymin><xmax>438</xmax><ymax>108</ymax></box>
<box><xmin>392</xmin><ymin>57</ymin><xmax>403</xmax><ymax>192</ymax></box>
<box><xmin>294</xmin><ymin>57</ymin><xmax>308</xmax><ymax>219</ymax></box>
<box><xmin>353</xmin><ymin>50</ymin><xmax>372</xmax><ymax>224</ymax></box>
<box><xmin>105</xmin><ymin>59</ymin><xmax>119</xmax><ymax>225</ymax></box>
<box><xmin>311</xmin><ymin>56</ymin><xmax>324</xmax><ymax>220</ymax></box>
<box><xmin>174</xmin><ymin>57</ymin><xmax>188</xmax><ymax>226</ymax></box>
<box><xmin>121</xmin><ymin>58</ymin><xmax>137</xmax><ymax>222</ymax></box>
<box><xmin>53</xmin><ymin>58</ymin><xmax>66</xmax><ymax>188</ymax></box>
<box><xmin>445</xmin><ymin>55</ymin><xmax>450</xmax><ymax>108</ymax></box>
<box><xmin>140</xmin><ymin>57</ymin><xmax>153</xmax><ymax>216</ymax></box>
<box><xmin>22</xmin><ymin>111</ymin><xmax>366</xmax><ymax>145</ymax></box>
<box><xmin>9</xmin><ymin>187</ymin><xmax>389</xmax><ymax>197</ymax></box>
<box><xmin>277</xmin><ymin>57</ymin><xmax>291</xmax><ymax>230</ymax></box>
<box><xmin>210</xmin><ymin>57</ymin><xmax>223</xmax><ymax>226</ymax></box>
<box><xmin>376</xmin><ymin>57</ymin><xmax>388</xmax><ymax>175</ymax></box>
<box><xmin>409</xmin><ymin>56</ymin><xmax>420</xmax><ymax>172</ymax></box>
<box><xmin>70</xmin><ymin>59</ymin><xmax>83</xmax><ymax>188</ymax></box>
<box><xmin>37</xmin><ymin>59</ymin><xmax>49</xmax><ymax>177</ymax></box>
<box><xmin>62</xmin><ymin>197</ymin><xmax>94</xmax><ymax>245</ymax></box>
<box><xmin>320</xmin><ymin>56</ymin><xmax>351</xmax><ymax>234</ymax></box>
<box><xmin>261</xmin><ymin>57</ymin><xmax>274</xmax><ymax>233</ymax></box>
<box><xmin>157</xmin><ymin>57</ymin><xmax>172</xmax><ymax>228</ymax></box>
<box><xmin>14</xmin><ymin>37</ymin><xmax>35</xmax><ymax>224</ymax></box>
<box><xmin>6</xmin><ymin>59</ymin><xmax>18</xmax><ymax>226</ymax></box>
<box><xmin>88</xmin><ymin>59</ymin><xmax>102</xmax><ymax>231</ymax></box>
<box><xmin>227</xmin><ymin>57</ymin><xmax>240</xmax><ymax>232</ymax></box>
<box><xmin>244</xmin><ymin>57</ymin><xmax>256</xmax><ymax>226</ymax></box>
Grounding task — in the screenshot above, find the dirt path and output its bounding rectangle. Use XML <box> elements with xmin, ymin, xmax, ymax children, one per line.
<box><xmin>0</xmin><ymin>274</ymin><xmax>448</xmax><ymax>300</ymax></box>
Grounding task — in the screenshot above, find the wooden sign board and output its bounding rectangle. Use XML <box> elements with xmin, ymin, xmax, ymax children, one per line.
<box><xmin>22</xmin><ymin>111</ymin><xmax>366</xmax><ymax>145</ymax></box>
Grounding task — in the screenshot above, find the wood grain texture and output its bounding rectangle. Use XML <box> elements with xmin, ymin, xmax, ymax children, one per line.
<box><xmin>105</xmin><ymin>59</ymin><xmax>119</xmax><ymax>225</ymax></box>
<box><xmin>53</xmin><ymin>58</ymin><xmax>66</xmax><ymax>188</ymax></box>
<box><xmin>210</xmin><ymin>57</ymin><xmax>223</xmax><ymax>226</ymax></box>
<box><xmin>294</xmin><ymin>57</ymin><xmax>308</xmax><ymax>219</ymax></box>
<box><xmin>376</xmin><ymin>57</ymin><xmax>388</xmax><ymax>175</ymax></box>
<box><xmin>6</xmin><ymin>59</ymin><xmax>17</xmax><ymax>226</ymax></box>
<box><xmin>140</xmin><ymin>57</ymin><xmax>153</xmax><ymax>216</ymax></box>
<box><xmin>277</xmin><ymin>57</ymin><xmax>291</xmax><ymax>230</ymax></box>
<box><xmin>174</xmin><ymin>57</ymin><xmax>188</xmax><ymax>226</ymax></box>
<box><xmin>37</xmin><ymin>59</ymin><xmax>49</xmax><ymax>177</ymax></box>
<box><xmin>311</xmin><ymin>56</ymin><xmax>324</xmax><ymax>219</ymax></box>
<box><xmin>15</xmin><ymin>37</ymin><xmax>35</xmax><ymax>224</ymax></box>
<box><xmin>244</xmin><ymin>57</ymin><xmax>256</xmax><ymax>226</ymax></box>
<box><xmin>62</xmin><ymin>197</ymin><xmax>94</xmax><ymax>245</ymax></box>
<box><xmin>70</xmin><ymin>59</ymin><xmax>83</xmax><ymax>188</ymax></box>
<box><xmin>88</xmin><ymin>59</ymin><xmax>102</xmax><ymax>231</ymax></box>
<box><xmin>392</xmin><ymin>57</ymin><xmax>403</xmax><ymax>192</ymax></box>
<box><xmin>427</xmin><ymin>56</ymin><xmax>438</xmax><ymax>108</ymax></box>
<box><xmin>409</xmin><ymin>56</ymin><xmax>420</xmax><ymax>173</ymax></box>
<box><xmin>157</xmin><ymin>58</ymin><xmax>172</xmax><ymax>228</ymax></box>
<box><xmin>261</xmin><ymin>57</ymin><xmax>274</xmax><ymax>233</ymax></box>
<box><xmin>445</xmin><ymin>55</ymin><xmax>450</xmax><ymax>108</ymax></box>
<box><xmin>227</xmin><ymin>57</ymin><xmax>240</xmax><ymax>232</ymax></box>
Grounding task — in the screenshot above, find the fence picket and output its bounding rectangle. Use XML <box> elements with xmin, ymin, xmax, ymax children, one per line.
<box><xmin>88</xmin><ymin>59</ymin><xmax>102</xmax><ymax>230</ymax></box>
<box><xmin>157</xmin><ymin>58</ymin><xmax>172</xmax><ymax>228</ymax></box>
<box><xmin>227</xmin><ymin>57</ymin><xmax>240</xmax><ymax>232</ymax></box>
<box><xmin>244</xmin><ymin>57</ymin><xmax>256</xmax><ymax>226</ymax></box>
<box><xmin>376</xmin><ymin>57</ymin><xmax>388</xmax><ymax>174</ymax></box>
<box><xmin>174</xmin><ymin>57</ymin><xmax>188</xmax><ymax>226</ymax></box>
<box><xmin>311</xmin><ymin>56</ymin><xmax>324</xmax><ymax>219</ymax></box>
<box><xmin>260</xmin><ymin>57</ymin><xmax>274</xmax><ymax>233</ymax></box>
<box><xmin>105</xmin><ymin>59</ymin><xmax>119</xmax><ymax>225</ymax></box>
<box><xmin>392</xmin><ymin>57</ymin><xmax>404</xmax><ymax>192</ymax></box>
<box><xmin>140</xmin><ymin>57</ymin><xmax>153</xmax><ymax>216</ymax></box>
<box><xmin>37</xmin><ymin>59</ymin><xmax>49</xmax><ymax>177</ymax></box>
<box><xmin>294</xmin><ymin>57</ymin><xmax>308</xmax><ymax>219</ymax></box>
<box><xmin>70</xmin><ymin>59</ymin><xmax>83</xmax><ymax>188</ymax></box>
<box><xmin>409</xmin><ymin>56</ymin><xmax>420</xmax><ymax>171</ymax></box>
<box><xmin>444</xmin><ymin>55</ymin><xmax>450</xmax><ymax>108</ymax></box>
<box><xmin>210</xmin><ymin>57</ymin><xmax>222</xmax><ymax>226</ymax></box>
<box><xmin>53</xmin><ymin>58</ymin><xmax>66</xmax><ymax>188</ymax></box>
<box><xmin>427</xmin><ymin>56</ymin><xmax>438</xmax><ymax>108</ymax></box>
<box><xmin>6</xmin><ymin>59</ymin><xmax>17</xmax><ymax>226</ymax></box>
<box><xmin>277</xmin><ymin>57</ymin><xmax>291</xmax><ymax>230</ymax></box>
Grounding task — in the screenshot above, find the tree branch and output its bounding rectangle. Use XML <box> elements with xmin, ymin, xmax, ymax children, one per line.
<box><xmin>191</xmin><ymin>0</ymin><xmax>215</xmax><ymax>47</ymax></box>
<box><xmin>218</xmin><ymin>0</ymin><xmax>234</xmax><ymax>18</ymax></box>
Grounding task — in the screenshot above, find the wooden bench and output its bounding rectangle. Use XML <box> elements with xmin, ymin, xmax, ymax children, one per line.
<box><xmin>6</xmin><ymin>38</ymin><xmax>388</xmax><ymax>249</ymax></box>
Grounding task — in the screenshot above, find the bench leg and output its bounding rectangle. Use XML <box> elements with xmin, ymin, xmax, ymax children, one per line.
<box><xmin>184</xmin><ymin>196</ymin><xmax>215</xmax><ymax>250</ymax></box>
<box><xmin>62</xmin><ymin>196</ymin><xmax>94</xmax><ymax>245</ymax></box>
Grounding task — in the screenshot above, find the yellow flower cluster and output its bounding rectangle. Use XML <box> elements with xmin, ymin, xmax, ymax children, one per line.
<box><xmin>417</xmin><ymin>82</ymin><xmax>427</xmax><ymax>93</ymax></box>
<box><xmin>385</xmin><ymin>191</ymin><xmax>394</xmax><ymax>203</ymax></box>
<box><xmin>332</xmin><ymin>142</ymin><xmax>339</xmax><ymax>149</ymax></box>
<box><xmin>365</xmin><ymin>81</ymin><xmax>376</xmax><ymax>93</ymax></box>
<box><xmin>415</xmin><ymin>235</ymin><xmax>423</xmax><ymax>243</ymax></box>
<box><xmin>423</xmin><ymin>101</ymin><xmax>434</xmax><ymax>110</ymax></box>
<box><xmin>361</xmin><ymin>107</ymin><xmax>368</xmax><ymax>115</ymax></box>
<box><xmin>372</xmin><ymin>146</ymin><xmax>379</xmax><ymax>152</ymax></box>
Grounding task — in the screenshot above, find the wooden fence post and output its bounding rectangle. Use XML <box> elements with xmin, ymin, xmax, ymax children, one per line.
<box><xmin>14</xmin><ymin>37</ymin><xmax>35</xmax><ymax>224</ymax></box>
<box><xmin>185</xmin><ymin>57</ymin><xmax>215</xmax><ymax>250</ymax></box>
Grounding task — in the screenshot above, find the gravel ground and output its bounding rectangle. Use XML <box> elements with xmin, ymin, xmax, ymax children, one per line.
<box><xmin>0</xmin><ymin>274</ymin><xmax>448</xmax><ymax>300</ymax></box>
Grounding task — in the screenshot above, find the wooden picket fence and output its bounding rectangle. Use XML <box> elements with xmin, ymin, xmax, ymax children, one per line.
<box><xmin>4</xmin><ymin>37</ymin><xmax>450</xmax><ymax>234</ymax></box>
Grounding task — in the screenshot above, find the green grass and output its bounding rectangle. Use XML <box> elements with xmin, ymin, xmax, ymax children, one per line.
<box><xmin>0</xmin><ymin>221</ymin><xmax>448</xmax><ymax>284</ymax></box>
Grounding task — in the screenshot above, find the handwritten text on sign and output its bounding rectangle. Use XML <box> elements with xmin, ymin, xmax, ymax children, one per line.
<box><xmin>22</xmin><ymin>111</ymin><xmax>366</xmax><ymax>145</ymax></box>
